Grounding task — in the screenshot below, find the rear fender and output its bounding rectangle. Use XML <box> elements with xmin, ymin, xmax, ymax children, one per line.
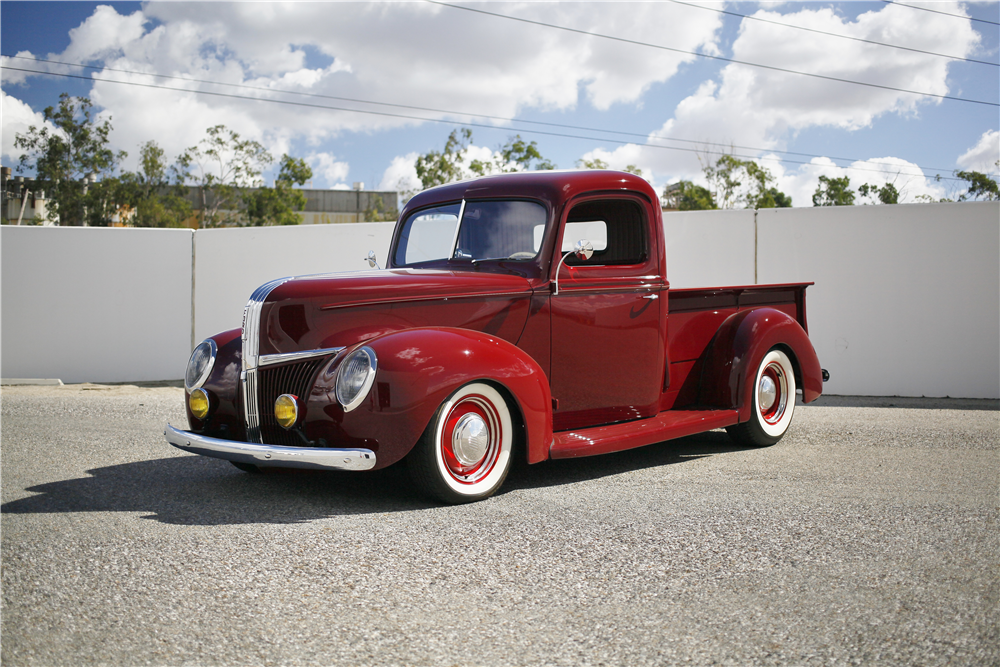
<box><xmin>308</xmin><ymin>327</ymin><xmax>553</xmax><ymax>468</ymax></box>
<box><xmin>699</xmin><ymin>308</ymin><xmax>823</xmax><ymax>421</ymax></box>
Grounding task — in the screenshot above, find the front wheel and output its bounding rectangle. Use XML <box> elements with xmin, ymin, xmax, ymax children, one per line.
<box><xmin>408</xmin><ymin>382</ymin><xmax>514</xmax><ymax>504</ymax></box>
<box><xmin>727</xmin><ymin>348</ymin><xmax>796</xmax><ymax>447</ymax></box>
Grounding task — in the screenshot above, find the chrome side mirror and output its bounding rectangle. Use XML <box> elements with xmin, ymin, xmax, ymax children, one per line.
<box><xmin>553</xmin><ymin>239</ymin><xmax>594</xmax><ymax>295</ymax></box>
<box><xmin>573</xmin><ymin>239</ymin><xmax>594</xmax><ymax>261</ymax></box>
<box><xmin>365</xmin><ymin>250</ymin><xmax>381</xmax><ymax>270</ymax></box>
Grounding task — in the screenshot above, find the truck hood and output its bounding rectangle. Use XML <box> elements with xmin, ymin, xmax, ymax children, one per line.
<box><xmin>255</xmin><ymin>269</ymin><xmax>534</xmax><ymax>356</ymax></box>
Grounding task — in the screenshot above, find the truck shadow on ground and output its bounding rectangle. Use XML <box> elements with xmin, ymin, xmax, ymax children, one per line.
<box><xmin>2</xmin><ymin>431</ymin><xmax>749</xmax><ymax>526</ymax></box>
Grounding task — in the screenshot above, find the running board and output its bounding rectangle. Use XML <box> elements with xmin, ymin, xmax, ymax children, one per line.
<box><xmin>550</xmin><ymin>409</ymin><xmax>739</xmax><ymax>459</ymax></box>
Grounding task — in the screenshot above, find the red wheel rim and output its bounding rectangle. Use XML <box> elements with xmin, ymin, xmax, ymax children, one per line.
<box><xmin>440</xmin><ymin>395</ymin><xmax>502</xmax><ymax>484</ymax></box>
<box><xmin>758</xmin><ymin>362</ymin><xmax>787</xmax><ymax>425</ymax></box>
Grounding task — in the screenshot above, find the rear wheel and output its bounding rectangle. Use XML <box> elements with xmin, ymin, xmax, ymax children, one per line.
<box><xmin>408</xmin><ymin>382</ymin><xmax>514</xmax><ymax>504</ymax></box>
<box><xmin>727</xmin><ymin>348</ymin><xmax>796</xmax><ymax>447</ymax></box>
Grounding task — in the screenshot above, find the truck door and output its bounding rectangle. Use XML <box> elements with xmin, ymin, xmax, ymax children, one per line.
<box><xmin>549</xmin><ymin>196</ymin><xmax>665</xmax><ymax>432</ymax></box>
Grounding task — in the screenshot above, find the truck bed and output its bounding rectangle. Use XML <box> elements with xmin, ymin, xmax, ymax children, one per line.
<box><xmin>663</xmin><ymin>283</ymin><xmax>812</xmax><ymax>410</ymax></box>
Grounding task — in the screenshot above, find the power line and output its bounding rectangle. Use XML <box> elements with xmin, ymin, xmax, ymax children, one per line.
<box><xmin>425</xmin><ymin>0</ymin><xmax>998</xmax><ymax>108</ymax></box>
<box><xmin>881</xmin><ymin>0</ymin><xmax>1000</xmax><ymax>26</ymax></box>
<box><xmin>1</xmin><ymin>64</ymin><xmax>968</xmax><ymax>183</ymax></box>
<box><xmin>3</xmin><ymin>55</ymin><xmax>961</xmax><ymax>174</ymax></box>
<box><xmin>666</xmin><ymin>0</ymin><xmax>998</xmax><ymax>67</ymax></box>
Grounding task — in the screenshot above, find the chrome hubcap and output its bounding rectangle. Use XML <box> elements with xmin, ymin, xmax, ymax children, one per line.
<box><xmin>452</xmin><ymin>413</ymin><xmax>489</xmax><ymax>466</ymax></box>
<box><xmin>758</xmin><ymin>375</ymin><xmax>777</xmax><ymax>411</ymax></box>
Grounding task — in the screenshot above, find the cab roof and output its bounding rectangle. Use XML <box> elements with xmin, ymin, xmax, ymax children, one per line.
<box><xmin>400</xmin><ymin>170</ymin><xmax>659</xmax><ymax>219</ymax></box>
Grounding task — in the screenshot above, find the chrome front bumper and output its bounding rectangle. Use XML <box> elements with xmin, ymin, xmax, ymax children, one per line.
<box><xmin>164</xmin><ymin>423</ymin><xmax>377</xmax><ymax>471</ymax></box>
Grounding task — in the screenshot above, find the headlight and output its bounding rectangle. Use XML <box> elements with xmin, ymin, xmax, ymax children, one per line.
<box><xmin>336</xmin><ymin>346</ymin><xmax>377</xmax><ymax>413</ymax></box>
<box><xmin>185</xmin><ymin>339</ymin><xmax>217</xmax><ymax>392</ymax></box>
<box><xmin>189</xmin><ymin>388</ymin><xmax>211</xmax><ymax>419</ymax></box>
<box><xmin>274</xmin><ymin>394</ymin><xmax>300</xmax><ymax>429</ymax></box>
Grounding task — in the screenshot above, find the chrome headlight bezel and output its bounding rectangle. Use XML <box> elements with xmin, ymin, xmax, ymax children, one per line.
<box><xmin>336</xmin><ymin>346</ymin><xmax>378</xmax><ymax>413</ymax></box>
<box><xmin>185</xmin><ymin>339</ymin><xmax>217</xmax><ymax>392</ymax></box>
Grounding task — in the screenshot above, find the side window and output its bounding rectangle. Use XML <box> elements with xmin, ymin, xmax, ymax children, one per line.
<box><xmin>393</xmin><ymin>203</ymin><xmax>461</xmax><ymax>265</ymax></box>
<box><xmin>561</xmin><ymin>221</ymin><xmax>608</xmax><ymax>252</ymax></box>
<box><xmin>563</xmin><ymin>199</ymin><xmax>647</xmax><ymax>266</ymax></box>
<box><xmin>533</xmin><ymin>221</ymin><xmax>608</xmax><ymax>252</ymax></box>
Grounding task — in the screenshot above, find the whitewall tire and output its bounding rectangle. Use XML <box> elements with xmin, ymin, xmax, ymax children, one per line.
<box><xmin>409</xmin><ymin>383</ymin><xmax>514</xmax><ymax>503</ymax></box>
<box><xmin>727</xmin><ymin>348</ymin><xmax>796</xmax><ymax>447</ymax></box>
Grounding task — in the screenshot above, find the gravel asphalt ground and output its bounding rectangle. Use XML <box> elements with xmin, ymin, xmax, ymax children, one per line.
<box><xmin>1</xmin><ymin>384</ymin><xmax>997</xmax><ymax>666</ymax></box>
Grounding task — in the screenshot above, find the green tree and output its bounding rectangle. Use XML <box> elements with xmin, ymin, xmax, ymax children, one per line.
<box><xmin>577</xmin><ymin>157</ymin><xmax>609</xmax><ymax>170</ymax></box>
<box><xmin>662</xmin><ymin>181</ymin><xmax>717</xmax><ymax>211</ymax></box>
<box><xmin>175</xmin><ymin>125</ymin><xmax>272</xmax><ymax>227</ymax></box>
<box><xmin>576</xmin><ymin>157</ymin><xmax>644</xmax><ymax>177</ymax></box>
<box><xmin>415</xmin><ymin>130</ymin><xmax>555</xmax><ymax>190</ymax></box>
<box><xmin>702</xmin><ymin>154</ymin><xmax>789</xmax><ymax>209</ymax></box>
<box><xmin>812</xmin><ymin>175</ymin><xmax>855</xmax><ymax>206</ymax></box>
<box><xmin>858</xmin><ymin>182</ymin><xmax>899</xmax><ymax>205</ymax></box>
<box><xmin>117</xmin><ymin>141</ymin><xmax>192</xmax><ymax>227</ymax></box>
<box><xmin>244</xmin><ymin>155</ymin><xmax>313</xmax><ymax>226</ymax></box>
<box><xmin>470</xmin><ymin>134</ymin><xmax>555</xmax><ymax>175</ymax></box>
<box><xmin>14</xmin><ymin>93</ymin><xmax>126</xmax><ymax>226</ymax></box>
<box><xmin>415</xmin><ymin>128</ymin><xmax>472</xmax><ymax>190</ymax></box>
<box><xmin>956</xmin><ymin>164</ymin><xmax>999</xmax><ymax>201</ymax></box>
<box><xmin>756</xmin><ymin>187</ymin><xmax>793</xmax><ymax>208</ymax></box>
<box><xmin>362</xmin><ymin>193</ymin><xmax>398</xmax><ymax>222</ymax></box>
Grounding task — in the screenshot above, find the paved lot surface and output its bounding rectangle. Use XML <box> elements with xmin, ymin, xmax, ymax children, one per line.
<box><xmin>2</xmin><ymin>384</ymin><xmax>997</xmax><ymax>666</ymax></box>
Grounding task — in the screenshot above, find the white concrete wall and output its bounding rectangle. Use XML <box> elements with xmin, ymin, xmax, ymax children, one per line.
<box><xmin>1</xmin><ymin>226</ymin><xmax>194</xmax><ymax>383</ymax></box>
<box><xmin>193</xmin><ymin>223</ymin><xmax>395</xmax><ymax>341</ymax></box>
<box><xmin>663</xmin><ymin>209</ymin><xmax>756</xmax><ymax>288</ymax></box>
<box><xmin>2</xmin><ymin>203</ymin><xmax>997</xmax><ymax>397</ymax></box>
<box><xmin>758</xmin><ymin>202</ymin><xmax>1000</xmax><ymax>399</ymax></box>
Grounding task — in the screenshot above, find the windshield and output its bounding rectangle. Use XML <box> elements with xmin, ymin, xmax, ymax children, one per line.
<box><xmin>394</xmin><ymin>199</ymin><xmax>547</xmax><ymax>266</ymax></box>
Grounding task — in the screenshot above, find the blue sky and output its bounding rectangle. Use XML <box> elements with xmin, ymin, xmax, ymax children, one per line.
<box><xmin>2</xmin><ymin>1</ymin><xmax>998</xmax><ymax>206</ymax></box>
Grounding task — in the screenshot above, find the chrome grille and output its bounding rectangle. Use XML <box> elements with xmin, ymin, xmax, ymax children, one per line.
<box><xmin>257</xmin><ymin>357</ymin><xmax>330</xmax><ymax>446</ymax></box>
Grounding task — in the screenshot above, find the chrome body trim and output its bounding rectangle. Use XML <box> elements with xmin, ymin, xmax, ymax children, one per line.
<box><xmin>241</xmin><ymin>276</ymin><xmax>294</xmax><ymax>443</ymax></box>
<box><xmin>320</xmin><ymin>291</ymin><xmax>530</xmax><ymax>311</ymax></box>
<box><xmin>165</xmin><ymin>423</ymin><xmax>377</xmax><ymax>471</ymax></box>
<box><xmin>258</xmin><ymin>347</ymin><xmax>344</xmax><ymax>367</ymax></box>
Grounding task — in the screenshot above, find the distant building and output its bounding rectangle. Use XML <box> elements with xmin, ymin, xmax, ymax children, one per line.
<box><xmin>296</xmin><ymin>185</ymin><xmax>398</xmax><ymax>224</ymax></box>
<box><xmin>1</xmin><ymin>168</ymin><xmax>51</xmax><ymax>225</ymax></box>
<box><xmin>182</xmin><ymin>182</ymin><xmax>399</xmax><ymax>226</ymax></box>
<box><xmin>661</xmin><ymin>182</ymin><xmax>682</xmax><ymax>212</ymax></box>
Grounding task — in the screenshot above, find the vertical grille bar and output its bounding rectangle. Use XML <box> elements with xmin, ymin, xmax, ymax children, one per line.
<box><xmin>243</xmin><ymin>367</ymin><xmax>261</xmax><ymax>443</ymax></box>
<box><xmin>240</xmin><ymin>276</ymin><xmax>294</xmax><ymax>444</ymax></box>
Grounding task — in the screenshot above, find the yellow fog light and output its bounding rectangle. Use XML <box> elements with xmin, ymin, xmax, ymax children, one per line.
<box><xmin>189</xmin><ymin>388</ymin><xmax>211</xmax><ymax>420</ymax></box>
<box><xmin>274</xmin><ymin>394</ymin><xmax>300</xmax><ymax>430</ymax></box>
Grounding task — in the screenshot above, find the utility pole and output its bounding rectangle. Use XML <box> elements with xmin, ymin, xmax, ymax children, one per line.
<box><xmin>16</xmin><ymin>188</ymin><xmax>30</xmax><ymax>225</ymax></box>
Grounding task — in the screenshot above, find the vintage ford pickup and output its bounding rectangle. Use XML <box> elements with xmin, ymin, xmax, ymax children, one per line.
<box><xmin>166</xmin><ymin>170</ymin><xmax>827</xmax><ymax>503</ymax></box>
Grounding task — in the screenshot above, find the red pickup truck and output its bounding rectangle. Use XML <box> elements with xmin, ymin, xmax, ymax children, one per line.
<box><xmin>166</xmin><ymin>170</ymin><xmax>826</xmax><ymax>503</ymax></box>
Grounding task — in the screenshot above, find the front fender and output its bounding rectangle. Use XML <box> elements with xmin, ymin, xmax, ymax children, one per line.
<box><xmin>699</xmin><ymin>308</ymin><xmax>823</xmax><ymax>421</ymax></box>
<box><xmin>186</xmin><ymin>328</ymin><xmax>244</xmax><ymax>438</ymax></box>
<box><xmin>307</xmin><ymin>327</ymin><xmax>553</xmax><ymax>469</ymax></box>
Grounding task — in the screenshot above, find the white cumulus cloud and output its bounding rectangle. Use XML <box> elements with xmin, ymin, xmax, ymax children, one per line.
<box><xmin>4</xmin><ymin>2</ymin><xmax>724</xmax><ymax>176</ymax></box>
<box><xmin>307</xmin><ymin>152</ymin><xmax>350</xmax><ymax>189</ymax></box>
<box><xmin>633</xmin><ymin>2</ymin><xmax>982</xmax><ymax>186</ymax></box>
<box><xmin>775</xmin><ymin>156</ymin><xmax>947</xmax><ymax>207</ymax></box>
<box><xmin>1</xmin><ymin>92</ymin><xmax>54</xmax><ymax>166</ymax></box>
<box><xmin>957</xmin><ymin>130</ymin><xmax>999</xmax><ymax>173</ymax></box>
